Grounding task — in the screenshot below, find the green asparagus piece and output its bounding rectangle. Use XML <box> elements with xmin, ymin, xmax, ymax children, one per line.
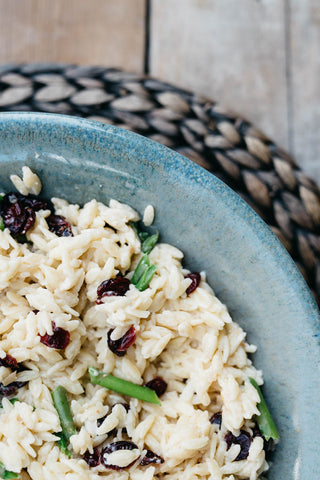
<box><xmin>89</xmin><ymin>367</ymin><xmax>161</xmax><ymax>405</ymax></box>
<box><xmin>131</xmin><ymin>254</ymin><xmax>157</xmax><ymax>291</ymax></box>
<box><xmin>131</xmin><ymin>254</ymin><xmax>150</xmax><ymax>285</ymax></box>
<box><xmin>0</xmin><ymin>462</ymin><xmax>19</xmax><ymax>479</ymax></box>
<box><xmin>249</xmin><ymin>378</ymin><xmax>279</xmax><ymax>441</ymax></box>
<box><xmin>56</xmin><ymin>432</ymin><xmax>72</xmax><ymax>458</ymax></box>
<box><xmin>142</xmin><ymin>232</ymin><xmax>159</xmax><ymax>255</ymax></box>
<box><xmin>52</xmin><ymin>386</ymin><xmax>76</xmax><ymax>443</ymax></box>
<box><xmin>132</xmin><ymin>222</ymin><xmax>159</xmax><ymax>254</ymax></box>
<box><xmin>135</xmin><ymin>264</ymin><xmax>157</xmax><ymax>292</ymax></box>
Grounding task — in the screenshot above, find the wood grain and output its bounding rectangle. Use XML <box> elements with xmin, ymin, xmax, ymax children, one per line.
<box><xmin>0</xmin><ymin>0</ymin><xmax>146</xmax><ymax>72</ymax></box>
<box><xmin>150</xmin><ymin>0</ymin><xmax>289</xmax><ymax>150</ymax></box>
<box><xmin>290</xmin><ymin>0</ymin><xmax>320</xmax><ymax>182</ymax></box>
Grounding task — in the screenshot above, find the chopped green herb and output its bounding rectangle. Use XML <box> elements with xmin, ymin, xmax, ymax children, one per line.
<box><xmin>131</xmin><ymin>254</ymin><xmax>157</xmax><ymax>291</ymax></box>
<box><xmin>52</xmin><ymin>386</ymin><xmax>76</xmax><ymax>443</ymax></box>
<box><xmin>0</xmin><ymin>217</ymin><xmax>4</xmax><ymax>231</ymax></box>
<box><xmin>249</xmin><ymin>377</ymin><xmax>279</xmax><ymax>441</ymax></box>
<box><xmin>56</xmin><ymin>432</ymin><xmax>72</xmax><ymax>458</ymax></box>
<box><xmin>0</xmin><ymin>462</ymin><xmax>19</xmax><ymax>479</ymax></box>
<box><xmin>89</xmin><ymin>367</ymin><xmax>161</xmax><ymax>405</ymax></box>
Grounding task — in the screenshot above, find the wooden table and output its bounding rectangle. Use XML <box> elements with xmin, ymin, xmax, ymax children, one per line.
<box><xmin>0</xmin><ymin>0</ymin><xmax>319</xmax><ymax>183</ymax></box>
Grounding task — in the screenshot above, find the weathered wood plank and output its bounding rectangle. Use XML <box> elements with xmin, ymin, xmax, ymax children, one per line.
<box><xmin>150</xmin><ymin>0</ymin><xmax>289</xmax><ymax>150</ymax></box>
<box><xmin>290</xmin><ymin>0</ymin><xmax>320</xmax><ymax>183</ymax></box>
<box><xmin>0</xmin><ymin>0</ymin><xmax>146</xmax><ymax>72</ymax></box>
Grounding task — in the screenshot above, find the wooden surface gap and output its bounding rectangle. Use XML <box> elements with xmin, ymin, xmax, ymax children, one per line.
<box><xmin>284</xmin><ymin>0</ymin><xmax>294</xmax><ymax>154</ymax></box>
<box><xmin>144</xmin><ymin>0</ymin><xmax>151</xmax><ymax>75</ymax></box>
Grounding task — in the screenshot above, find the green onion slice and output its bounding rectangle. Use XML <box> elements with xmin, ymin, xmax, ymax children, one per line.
<box><xmin>249</xmin><ymin>377</ymin><xmax>279</xmax><ymax>441</ymax></box>
<box><xmin>0</xmin><ymin>218</ymin><xmax>4</xmax><ymax>232</ymax></box>
<box><xmin>89</xmin><ymin>367</ymin><xmax>161</xmax><ymax>406</ymax></box>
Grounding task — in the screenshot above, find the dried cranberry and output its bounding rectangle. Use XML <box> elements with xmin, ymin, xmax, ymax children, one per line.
<box><xmin>145</xmin><ymin>377</ymin><xmax>167</xmax><ymax>397</ymax></box>
<box><xmin>185</xmin><ymin>272</ymin><xmax>201</xmax><ymax>295</ymax></box>
<box><xmin>0</xmin><ymin>192</ymin><xmax>49</xmax><ymax>235</ymax></box>
<box><xmin>96</xmin><ymin>277</ymin><xmax>130</xmax><ymax>304</ymax></box>
<box><xmin>46</xmin><ymin>214</ymin><xmax>73</xmax><ymax>237</ymax></box>
<box><xmin>39</xmin><ymin>321</ymin><xmax>70</xmax><ymax>349</ymax></box>
<box><xmin>0</xmin><ymin>381</ymin><xmax>27</xmax><ymax>397</ymax></box>
<box><xmin>210</xmin><ymin>412</ymin><xmax>222</xmax><ymax>427</ymax></box>
<box><xmin>0</xmin><ymin>354</ymin><xmax>18</xmax><ymax>371</ymax></box>
<box><xmin>83</xmin><ymin>448</ymin><xmax>101</xmax><ymax>467</ymax></box>
<box><xmin>23</xmin><ymin>195</ymin><xmax>49</xmax><ymax>212</ymax></box>
<box><xmin>140</xmin><ymin>450</ymin><xmax>164</xmax><ymax>466</ymax></box>
<box><xmin>225</xmin><ymin>430</ymin><xmax>252</xmax><ymax>461</ymax></box>
<box><xmin>101</xmin><ymin>441</ymin><xmax>139</xmax><ymax>470</ymax></box>
<box><xmin>107</xmin><ymin>327</ymin><xmax>136</xmax><ymax>357</ymax></box>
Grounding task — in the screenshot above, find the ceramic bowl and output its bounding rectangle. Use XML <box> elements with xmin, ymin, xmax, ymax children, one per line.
<box><xmin>0</xmin><ymin>112</ymin><xmax>319</xmax><ymax>478</ymax></box>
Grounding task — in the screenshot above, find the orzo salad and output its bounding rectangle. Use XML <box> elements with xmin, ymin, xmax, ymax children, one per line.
<box><xmin>0</xmin><ymin>167</ymin><xmax>278</xmax><ymax>480</ymax></box>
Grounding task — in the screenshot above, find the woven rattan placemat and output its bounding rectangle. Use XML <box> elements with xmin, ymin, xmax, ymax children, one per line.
<box><xmin>0</xmin><ymin>63</ymin><xmax>319</xmax><ymax>305</ymax></box>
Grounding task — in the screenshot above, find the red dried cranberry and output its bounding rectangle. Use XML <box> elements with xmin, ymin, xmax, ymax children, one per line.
<box><xmin>107</xmin><ymin>327</ymin><xmax>136</xmax><ymax>357</ymax></box>
<box><xmin>83</xmin><ymin>448</ymin><xmax>101</xmax><ymax>467</ymax></box>
<box><xmin>23</xmin><ymin>195</ymin><xmax>49</xmax><ymax>212</ymax></box>
<box><xmin>0</xmin><ymin>354</ymin><xmax>18</xmax><ymax>371</ymax></box>
<box><xmin>101</xmin><ymin>441</ymin><xmax>139</xmax><ymax>470</ymax></box>
<box><xmin>145</xmin><ymin>377</ymin><xmax>167</xmax><ymax>397</ymax></box>
<box><xmin>225</xmin><ymin>430</ymin><xmax>252</xmax><ymax>461</ymax></box>
<box><xmin>0</xmin><ymin>192</ymin><xmax>49</xmax><ymax>235</ymax></box>
<box><xmin>96</xmin><ymin>277</ymin><xmax>130</xmax><ymax>304</ymax></box>
<box><xmin>210</xmin><ymin>412</ymin><xmax>222</xmax><ymax>427</ymax></box>
<box><xmin>39</xmin><ymin>321</ymin><xmax>70</xmax><ymax>349</ymax></box>
<box><xmin>0</xmin><ymin>381</ymin><xmax>27</xmax><ymax>397</ymax></box>
<box><xmin>47</xmin><ymin>214</ymin><xmax>73</xmax><ymax>237</ymax></box>
<box><xmin>185</xmin><ymin>272</ymin><xmax>201</xmax><ymax>295</ymax></box>
<box><xmin>140</xmin><ymin>450</ymin><xmax>164</xmax><ymax>466</ymax></box>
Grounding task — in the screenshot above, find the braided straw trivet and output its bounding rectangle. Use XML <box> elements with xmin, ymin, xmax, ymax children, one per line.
<box><xmin>0</xmin><ymin>63</ymin><xmax>319</xmax><ymax>305</ymax></box>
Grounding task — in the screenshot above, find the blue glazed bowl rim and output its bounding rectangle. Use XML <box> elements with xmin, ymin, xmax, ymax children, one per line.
<box><xmin>0</xmin><ymin>111</ymin><xmax>319</xmax><ymax>478</ymax></box>
<box><xmin>0</xmin><ymin>111</ymin><xmax>317</xmax><ymax>320</ymax></box>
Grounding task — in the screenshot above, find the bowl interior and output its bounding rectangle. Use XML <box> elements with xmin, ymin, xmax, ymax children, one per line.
<box><xmin>0</xmin><ymin>112</ymin><xmax>319</xmax><ymax>478</ymax></box>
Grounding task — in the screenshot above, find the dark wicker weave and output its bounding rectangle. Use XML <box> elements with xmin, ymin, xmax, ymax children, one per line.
<box><xmin>0</xmin><ymin>63</ymin><xmax>319</xmax><ymax>305</ymax></box>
